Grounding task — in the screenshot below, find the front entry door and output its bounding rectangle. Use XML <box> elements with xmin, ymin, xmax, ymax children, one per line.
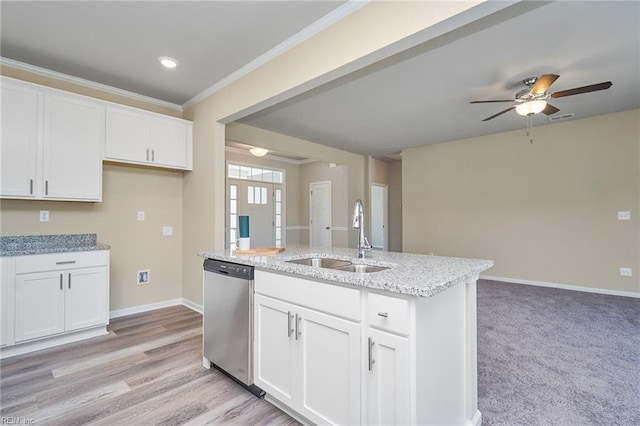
<box><xmin>236</xmin><ymin>181</ymin><xmax>274</xmax><ymax>248</ymax></box>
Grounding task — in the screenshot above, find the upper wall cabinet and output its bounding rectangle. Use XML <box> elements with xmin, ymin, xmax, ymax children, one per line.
<box><xmin>1</xmin><ymin>77</ymin><xmax>104</xmax><ymax>202</ymax></box>
<box><xmin>105</xmin><ymin>106</ymin><xmax>193</xmax><ymax>170</ymax></box>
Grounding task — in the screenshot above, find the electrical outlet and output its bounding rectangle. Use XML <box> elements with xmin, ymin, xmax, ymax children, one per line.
<box><xmin>137</xmin><ymin>269</ymin><xmax>150</xmax><ymax>285</ymax></box>
<box><xmin>618</xmin><ymin>211</ymin><xmax>631</xmax><ymax>220</ymax></box>
<box><xmin>137</xmin><ymin>211</ymin><xmax>145</xmax><ymax>221</ymax></box>
<box><xmin>620</xmin><ymin>268</ymin><xmax>632</xmax><ymax>277</ymax></box>
<box><xmin>162</xmin><ymin>226</ymin><xmax>173</xmax><ymax>236</ymax></box>
<box><xmin>40</xmin><ymin>211</ymin><xmax>49</xmax><ymax>222</ymax></box>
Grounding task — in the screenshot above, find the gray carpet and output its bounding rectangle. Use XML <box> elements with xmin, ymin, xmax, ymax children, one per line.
<box><xmin>477</xmin><ymin>279</ymin><xmax>640</xmax><ymax>426</ymax></box>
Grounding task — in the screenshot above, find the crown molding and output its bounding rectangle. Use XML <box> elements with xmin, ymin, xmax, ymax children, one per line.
<box><xmin>1</xmin><ymin>57</ymin><xmax>183</xmax><ymax>112</ymax></box>
<box><xmin>181</xmin><ymin>0</ymin><xmax>369</xmax><ymax>110</ymax></box>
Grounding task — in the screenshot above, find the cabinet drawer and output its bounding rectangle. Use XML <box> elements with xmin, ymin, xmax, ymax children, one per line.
<box><xmin>15</xmin><ymin>251</ymin><xmax>109</xmax><ymax>274</ymax></box>
<box><xmin>255</xmin><ymin>270</ymin><xmax>361</xmax><ymax>321</ymax></box>
<box><xmin>368</xmin><ymin>292</ymin><xmax>410</xmax><ymax>335</ymax></box>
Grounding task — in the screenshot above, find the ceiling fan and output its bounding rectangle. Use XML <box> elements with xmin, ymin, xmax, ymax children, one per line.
<box><xmin>470</xmin><ymin>74</ymin><xmax>612</xmax><ymax>121</ymax></box>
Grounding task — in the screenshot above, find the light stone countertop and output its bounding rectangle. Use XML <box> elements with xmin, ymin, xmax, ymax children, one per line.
<box><xmin>0</xmin><ymin>234</ymin><xmax>110</xmax><ymax>257</ymax></box>
<box><xmin>199</xmin><ymin>245</ymin><xmax>493</xmax><ymax>298</ymax></box>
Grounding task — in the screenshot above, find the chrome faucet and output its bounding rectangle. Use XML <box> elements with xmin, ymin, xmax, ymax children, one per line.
<box><xmin>352</xmin><ymin>199</ymin><xmax>372</xmax><ymax>258</ymax></box>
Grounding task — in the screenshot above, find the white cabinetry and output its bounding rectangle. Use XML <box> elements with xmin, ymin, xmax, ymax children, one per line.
<box><xmin>1</xmin><ymin>250</ymin><xmax>109</xmax><ymax>357</ymax></box>
<box><xmin>366</xmin><ymin>293</ymin><xmax>411</xmax><ymax>425</ymax></box>
<box><xmin>0</xmin><ymin>77</ymin><xmax>104</xmax><ymax>201</ymax></box>
<box><xmin>254</xmin><ymin>271</ymin><xmax>361</xmax><ymax>425</ymax></box>
<box><xmin>105</xmin><ymin>106</ymin><xmax>192</xmax><ymax>170</ymax></box>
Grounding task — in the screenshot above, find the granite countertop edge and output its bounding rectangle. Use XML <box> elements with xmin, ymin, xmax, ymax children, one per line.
<box><xmin>199</xmin><ymin>245</ymin><xmax>493</xmax><ymax>298</ymax></box>
<box><xmin>0</xmin><ymin>234</ymin><xmax>110</xmax><ymax>257</ymax></box>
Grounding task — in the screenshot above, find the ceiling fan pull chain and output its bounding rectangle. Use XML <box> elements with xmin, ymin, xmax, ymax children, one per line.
<box><xmin>526</xmin><ymin>115</ymin><xmax>534</xmax><ymax>144</ymax></box>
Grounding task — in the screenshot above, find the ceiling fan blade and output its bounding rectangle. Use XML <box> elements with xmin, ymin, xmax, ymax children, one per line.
<box><xmin>470</xmin><ymin>100</ymin><xmax>514</xmax><ymax>104</ymax></box>
<box><xmin>550</xmin><ymin>81</ymin><xmax>612</xmax><ymax>98</ymax></box>
<box><xmin>482</xmin><ymin>106</ymin><xmax>516</xmax><ymax>121</ymax></box>
<box><xmin>531</xmin><ymin>74</ymin><xmax>560</xmax><ymax>95</ymax></box>
<box><xmin>542</xmin><ymin>104</ymin><xmax>560</xmax><ymax>115</ymax></box>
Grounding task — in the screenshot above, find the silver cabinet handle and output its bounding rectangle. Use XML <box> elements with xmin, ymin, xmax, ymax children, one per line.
<box><xmin>146</xmin><ymin>148</ymin><xmax>149</xmax><ymax>161</ymax></box>
<box><xmin>56</xmin><ymin>260</ymin><xmax>76</xmax><ymax>265</ymax></box>
<box><xmin>68</xmin><ymin>272</ymin><xmax>71</xmax><ymax>289</ymax></box>
<box><xmin>287</xmin><ymin>311</ymin><xmax>293</xmax><ymax>338</ymax></box>
<box><xmin>59</xmin><ymin>273</ymin><xmax>63</xmax><ymax>290</ymax></box>
<box><xmin>377</xmin><ymin>312</ymin><xmax>389</xmax><ymax>318</ymax></box>
<box><xmin>29</xmin><ymin>179</ymin><xmax>33</xmax><ymax>195</ymax></box>
<box><xmin>45</xmin><ymin>180</ymin><xmax>49</xmax><ymax>195</ymax></box>
<box><xmin>368</xmin><ymin>337</ymin><xmax>375</xmax><ymax>371</ymax></box>
<box><xmin>295</xmin><ymin>314</ymin><xmax>301</xmax><ymax>340</ymax></box>
<box><xmin>151</xmin><ymin>149</ymin><xmax>155</xmax><ymax>162</ymax></box>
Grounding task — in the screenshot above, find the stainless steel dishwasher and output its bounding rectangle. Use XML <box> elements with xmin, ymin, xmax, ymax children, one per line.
<box><xmin>203</xmin><ymin>258</ymin><xmax>264</xmax><ymax>397</ymax></box>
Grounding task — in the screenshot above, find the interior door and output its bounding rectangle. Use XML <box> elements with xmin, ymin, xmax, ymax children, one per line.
<box><xmin>371</xmin><ymin>184</ymin><xmax>388</xmax><ymax>250</ymax></box>
<box><xmin>237</xmin><ymin>181</ymin><xmax>274</xmax><ymax>248</ymax></box>
<box><xmin>309</xmin><ymin>181</ymin><xmax>332</xmax><ymax>247</ymax></box>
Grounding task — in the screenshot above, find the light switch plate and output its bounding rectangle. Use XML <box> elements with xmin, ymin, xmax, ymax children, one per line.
<box><xmin>620</xmin><ymin>268</ymin><xmax>632</xmax><ymax>277</ymax></box>
<box><xmin>137</xmin><ymin>211</ymin><xmax>145</xmax><ymax>221</ymax></box>
<box><xmin>162</xmin><ymin>226</ymin><xmax>173</xmax><ymax>236</ymax></box>
<box><xmin>40</xmin><ymin>210</ymin><xmax>49</xmax><ymax>222</ymax></box>
<box><xmin>618</xmin><ymin>211</ymin><xmax>631</xmax><ymax>220</ymax></box>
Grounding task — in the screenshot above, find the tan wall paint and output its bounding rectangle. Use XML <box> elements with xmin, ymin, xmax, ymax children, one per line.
<box><xmin>1</xmin><ymin>165</ymin><xmax>184</xmax><ymax>310</ymax></box>
<box><xmin>388</xmin><ymin>160</ymin><xmax>403</xmax><ymax>252</ymax></box>
<box><xmin>403</xmin><ymin>110</ymin><xmax>640</xmax><ymax>294</ymax></box>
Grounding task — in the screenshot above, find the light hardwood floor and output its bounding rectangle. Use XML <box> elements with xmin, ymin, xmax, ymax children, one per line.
<box><xmin>0</xmin><ymin>305</ymin><xmax>299</xmax><ymax>425</ymax></box>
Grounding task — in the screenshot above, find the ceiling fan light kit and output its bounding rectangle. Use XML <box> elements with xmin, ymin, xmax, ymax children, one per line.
<box><xmin>470</xmin><ymin>74</ymin><xmax>612</xmax><ymax>122</ymax></box>
<box><xmin>515</xmin><ymin>100</ymin><xmax>547</xmax><ymax>116</ymax></box>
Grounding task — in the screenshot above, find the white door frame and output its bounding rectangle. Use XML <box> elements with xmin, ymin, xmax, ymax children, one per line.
<box><xmin>309</xmin><ymin>181</ymin><xmax>332</xmax><ymax>247</ymax></box>
<box><xmin>370</xmin><ymin>183</ymin><xmax>388</xmax><ymax>251</ymax></box>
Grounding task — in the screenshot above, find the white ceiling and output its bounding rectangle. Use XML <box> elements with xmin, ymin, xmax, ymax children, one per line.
<box><xmin>2</xmin><ymin>1</ymin><xmax>638</xmax><ymax>156</ymax></box>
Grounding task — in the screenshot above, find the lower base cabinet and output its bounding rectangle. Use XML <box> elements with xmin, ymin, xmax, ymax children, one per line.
<box><xmin>366</xmin><ymin>328</ymin><xmax>411</xmax><ymax>425</ymax></box>
<box><xmin>253</xmin><ymin>269</ymin><xmax>477</xmax><ymax>426</ymax></box>
<box><xmin>1</xmin><ymin>250</ymin><xmax>109</xmax><ymax>356</ymax></box>
<box><xmin>254</xmin><ymin>293</ymin><xmax>361</xmax><ymax>425</ymax></box>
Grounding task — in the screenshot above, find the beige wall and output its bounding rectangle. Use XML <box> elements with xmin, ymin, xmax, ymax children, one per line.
<box><xmin>388</xmin><ymin>160</ymin><xmax>403</xmax><ymax>252</ymax></box>
<box><xmin>1</xmin><ymin>165</ymin><xmax>184</xmax><ymax>310</ymax></box>
<box><xmin>403</xmin><ymin>110</ymin><xmax>640</xmax><ymax>294</ymax></box>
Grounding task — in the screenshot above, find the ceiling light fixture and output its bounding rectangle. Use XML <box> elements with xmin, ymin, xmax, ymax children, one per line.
<box><xmin>249</xmin><ymin>147</ymin><xmax>268</xmax><ymax>157</ymax></box>
<box><xmin>515</xmin><ymin>100</ymin><xmax>547</xmax><ymax>116</ymax></box>
<box><xmin>158</xmin><ymin>56</ymin><xmax>178</xmax><ymax>69</ymax></box>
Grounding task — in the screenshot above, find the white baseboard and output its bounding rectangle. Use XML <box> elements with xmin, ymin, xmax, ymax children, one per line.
<box><xmin>109</xmin><ymin>298</ymin><xmax>203</xmax><ymax>319</ymax></box>
<box><xmin>480</xmin><ymin>275</ymin><xmax>640</xmax><ymax>299</ymax></box>
<box><xmin>0</xmin><ymin>327</ymin><xmax>108</xmax><ymax>359</ymax></box>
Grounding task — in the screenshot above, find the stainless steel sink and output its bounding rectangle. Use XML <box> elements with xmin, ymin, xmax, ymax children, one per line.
<box><xmin>334</xmin><ymin>264</ymin><xmax>389</xmax><ymax>273</ymax></box>
<box><xmin>286</xmin><ymin>257</ymin><xmax>352</xmax><ymax>269</ymax></box>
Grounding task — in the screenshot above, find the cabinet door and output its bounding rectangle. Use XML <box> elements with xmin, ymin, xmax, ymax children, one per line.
<box><xmin>15</xmin><ymin>271</ymin><xmax>65</xmax><ymax>342</ymax></box>
<box><xmin>105</xmin><ymin>107</ymin><xmax>149</xmax><ymax>164</ymax></box>
<box><xmin>0</xmin><ymin>80</ymin><xmax>39</xmax><ymax>198</ymax></box>
<box><xmin>43</xmin><ymin>93</ymin><xmax>103</xmax><ymax>201</ymax></box>
<box><xmin>296</xmin><ymin>306</ymin><xmax>361</xmax><ymax>426</ymax></box>
<box><xmin>254</xmin><ymin>294</ymin><xmax>295</xmax><ymax>405</ymax></box>
<box><xmin>367</xmin><ymin>328</ymin><xmax>411</xmax><ymax>426</ymax></box>
<box><xmin>65</xmin><ymin>267</ymin><xmax>108</xmax><ymax>331</ymax></box>
<box><xmin>148</xmin><ymin>118</ymin><xmax>188</xmax><ymax>168</ymax></box>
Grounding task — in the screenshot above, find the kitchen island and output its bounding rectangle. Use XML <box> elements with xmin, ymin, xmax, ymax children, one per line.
<box><xmin>199</xmin><ymin>246</ymin><xmax>493</xmax><ymax>426</ymax></box>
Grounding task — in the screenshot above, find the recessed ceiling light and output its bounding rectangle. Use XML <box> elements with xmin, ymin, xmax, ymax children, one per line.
<box><xmin>158</xmin><ymin>56</ymin><xmax>178</xmax><ymax>69</ymax></box>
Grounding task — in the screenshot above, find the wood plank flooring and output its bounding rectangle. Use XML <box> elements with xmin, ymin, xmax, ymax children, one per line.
<box><xmin>0</xmin><ymin>305</ymin><xmax>299</xmax><ymax>425</ymax></box>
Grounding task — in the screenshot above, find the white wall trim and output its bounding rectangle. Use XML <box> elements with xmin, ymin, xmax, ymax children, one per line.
<box><xmin>480</xmin><ymin>275</ymin><xmax>640</xmax><ymax>299</ymax></box>
<box><xmin>1</xmin><ymin>57</ymin><xmax>183</xmax><ymax>112</ymax></box>
<box><xmin>109</xmin><ymin>298</ymin><xmax>203</xmax><ymax>319</ymax></box>
<box><xmin>181</xmin><ymin>0</ymin><xmax>369</xmax><ymax>110</ymax></box>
